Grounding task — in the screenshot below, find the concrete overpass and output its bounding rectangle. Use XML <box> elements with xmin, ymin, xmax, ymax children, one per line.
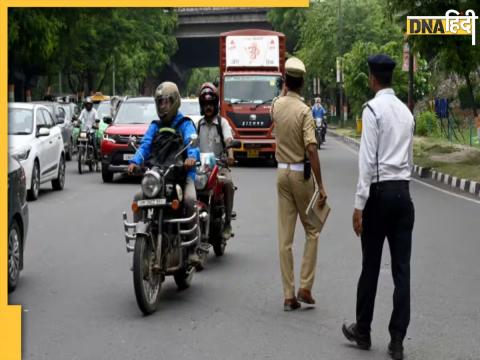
<box><xmin>145</xmin><ymin>8</ymin><xmax>272</xmax><ymax>94</ymax></box>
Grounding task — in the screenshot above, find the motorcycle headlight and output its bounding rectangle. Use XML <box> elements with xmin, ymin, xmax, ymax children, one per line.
<box><xmin>13</xmin><ymin>146</ymin><xmax>31</xmax><ymax>161</ymax></box>
<box><xmin>141</xmin><ymin>170</ymin><xmax>162</xmax><ymax>198</ymax></box>
<box><xmin>195</xmin><ymin>173</ymin><xmax>208</xmax><ymax>190</ymax></box>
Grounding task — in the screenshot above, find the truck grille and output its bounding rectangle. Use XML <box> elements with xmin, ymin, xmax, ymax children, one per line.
<box><xmin>226</xmin><ymin>112</ymin><xmax>272</xmax><ymax>129</ymax></box>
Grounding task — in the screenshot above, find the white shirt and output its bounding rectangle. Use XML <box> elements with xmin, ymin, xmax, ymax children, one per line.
<box><xmin>355</xmin><ymin>88</ymin><xmax>414</xmax><ymax>210</ymax></box>
<box><xmin>198</xmin><ymin>116</ymin><xmax>233</xmax><ymax>156</ymax></box>
<box><xmin>79</xmin><ymin>108</ymin><xmax>99</xmax><ymax>130</ymax></box>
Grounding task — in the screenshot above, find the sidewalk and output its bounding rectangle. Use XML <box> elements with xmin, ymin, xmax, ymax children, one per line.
<box><xmin>328</xmin><ymin>128</ymin><xmax>480</xmax><ymax>197</ymax></box>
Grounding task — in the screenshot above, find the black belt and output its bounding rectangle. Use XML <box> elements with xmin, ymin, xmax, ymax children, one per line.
<box><xmin>370</xmin><ymin>180</ymin><xmax>409</xmax><ymax>192</ymax></box>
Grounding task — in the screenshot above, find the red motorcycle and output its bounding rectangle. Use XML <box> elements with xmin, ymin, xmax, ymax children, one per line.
<box><xmin>195</xmin><ymin>142</ymin><xmax>240</xmax><ymax>268</ymax></box>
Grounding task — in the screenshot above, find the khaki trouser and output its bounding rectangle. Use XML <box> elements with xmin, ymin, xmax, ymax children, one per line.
<box><xmin>277</xmin><ymin>168</ymin><xmax>320</xmax><ymax>299</ymax></box>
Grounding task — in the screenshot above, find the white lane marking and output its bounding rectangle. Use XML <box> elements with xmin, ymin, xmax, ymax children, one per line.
<box><xmin>332</xmin><ymin>137</ymin><xmax>480</xmax><ymax>206</ymax></box>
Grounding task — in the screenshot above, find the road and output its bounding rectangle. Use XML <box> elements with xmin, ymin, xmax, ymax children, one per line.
<box><xmin>9</xmin><ymin>136</ymin><xmax>480</xmax><ymax>360</ymax></box>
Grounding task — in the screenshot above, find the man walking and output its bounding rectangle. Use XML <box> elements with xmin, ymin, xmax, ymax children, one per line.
<box><xmin>342</xmin><ymin>54</ymin><xmax>415</xmax><ymax>360</ymax></box>
<box><xmin>272</xmin><ymin>57</ymin><xmax>327</xmax><ymax>311</ymax></box>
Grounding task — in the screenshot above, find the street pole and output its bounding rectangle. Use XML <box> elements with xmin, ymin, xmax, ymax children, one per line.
<box><xmin>112</xmin><ymin>57</ymin><xmax>116</xmax><ymax>96</ymax></box>
<box><xmin>338</xmin><ymin>0</ymin><xmax>344</xmax><ymax>127</ymax></box>
<box><xmin>408</xmin><ymin>43</ymin><xmax>414</xmax><ymax>112</ymax></box>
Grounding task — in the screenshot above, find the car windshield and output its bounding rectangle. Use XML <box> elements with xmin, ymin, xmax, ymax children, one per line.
<box><xmin>224</xmin><ymin>75</ymin><xmax>282</xmax><ymax>104</ymax></box>
<box><xmin>180</xmin><ymin>101</ymin><xmax>200</xmax><ymax>116</ymax></box>
<box><xmin>96</xmin><ymin>102</ymin><xmax>111</xmax><ymax>121</ymax></box>
<box><xmin>114</xmin><ymin>101</ymin><xmax>158</xmax><ymax>124</ymax></box>
<box><xmin>9</xmin><ymin>109</ymin><xmax>33</xmax><ymax>135</ymax></box>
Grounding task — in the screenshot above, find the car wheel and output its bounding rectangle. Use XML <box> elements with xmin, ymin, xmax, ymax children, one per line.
<box><xmin>27</xmin><ymin>161</ymin><xmax>40</xmax><ymax>201</ymax></box>
<box><xmin>52</xmin><ymin>155</ymin><xmax>65</xmax><ymax>190</ymax></box>
<box><xmin>102</xmin><ymin>164</ymin><xmax>113</xmax><ymax>183</ymax></box>
<box><xmin>8</xmin><ymin>220</ymin><xmax>22</xmax><ymax>292</ymax></box>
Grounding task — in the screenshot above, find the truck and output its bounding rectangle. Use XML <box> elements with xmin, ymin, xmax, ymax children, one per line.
<box><xmin>219</xmin><ymin>29</ymin><xmax>286</xmax><ymax>162</ymax></box>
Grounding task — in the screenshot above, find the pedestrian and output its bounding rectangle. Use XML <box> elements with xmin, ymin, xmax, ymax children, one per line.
<box><xmin>342</xmin><ymin>54</ymin><xmax>415</xmax><ymax>360</ymax></box>
<box><xmin>271</xmin><ymin>57</ymin><xmax>327</xmax><ymax>311</ymax></box>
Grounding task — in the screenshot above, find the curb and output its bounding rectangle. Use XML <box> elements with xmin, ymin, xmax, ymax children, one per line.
<box><xmin>328</xmin><ymin>130</ymin><xmax>480</xmax><ymax>198</ymax></box>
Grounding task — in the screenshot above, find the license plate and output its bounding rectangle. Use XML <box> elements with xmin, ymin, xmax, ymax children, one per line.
<box><xmin>247</xmin><ymin>149</ymin><xmax>259</xmax><ymax>158</ymax></box>
<box><xmin>123</xmin><ymin>153</ymin><xmax>134</xmax><ymax>161</ymax></box>
<box><xmin>137</xmin><ymin>198</ymin><xmax>166</xmax><ymax>207</ymax></box>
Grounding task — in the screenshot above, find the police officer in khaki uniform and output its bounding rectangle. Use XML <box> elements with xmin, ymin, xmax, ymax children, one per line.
<box><xmin>271</xmin><ymin>57</ymin><xmax>327</xmax><ymax>311</ymax></box>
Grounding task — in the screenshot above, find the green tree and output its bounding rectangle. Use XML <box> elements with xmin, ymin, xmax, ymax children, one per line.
<box><xmin>296</xmin><ymin>0</ymin><xmax>403</xmax><ymax>100</ymax></box>
<box><xmin>8</xmin><ymin>8</ymin><xmax>63</xmax><ymax>98</ymax></box>
<box><xmin>388</xmin><ymin>0</ymin><xmax>480</xmax><ymax>116</ymax></box>
<box><xmin>184</xmin><ymin>67</ymin><xmax>219</xmax><ymax>97</ymax></box>
<box><xmin>267</xmin><ymin>8</ymin><xmax>306</xmax><ymax>52</ymax></box>
<box><xmin>343</xmin><ymin>40</ymin><xmax>432</xmax><ymax>117</ymax></box>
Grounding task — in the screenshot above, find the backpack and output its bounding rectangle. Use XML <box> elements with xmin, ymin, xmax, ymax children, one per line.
<box><xmin>148</xmin><ymin>117</ymin><xmax>193</xmax><ymax>170</ymax></box>
<box><xmin>197</xmin><ymin>115</ymin><xmax>225</xmax><ymax>149</ymax></box>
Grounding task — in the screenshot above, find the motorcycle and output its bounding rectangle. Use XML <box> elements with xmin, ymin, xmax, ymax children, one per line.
<box><xmin>315</xmin><ymin>117</ymin><xmax>327</xmax><ymax>149</ymax></box>
<box><xmin>76</xmin><ymin>121</ymin><xmax>101</xmax><ymax>173</ymax></box>
<box><xmin>194</xmin><ymin>141</ymin><xmax>241</xmax><ymax>268</ymax></box>
<box><xmin>122</xmin><ymin>134</ymin><xmax>201</xmax><ymax>315</ymax></box>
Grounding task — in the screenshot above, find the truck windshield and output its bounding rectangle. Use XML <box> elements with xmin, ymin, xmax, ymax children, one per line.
<box><xmin>224</xmin><ymin>75</ymin><xmax>282</xmax><ymax>104</ymax></box>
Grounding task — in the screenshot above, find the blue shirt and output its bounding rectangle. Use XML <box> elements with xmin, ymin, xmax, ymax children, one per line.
<box><xmin>129</xmin><ymin>112</ymin><xmax>200</xmax><ymax>179</ymax></box>
<box><xmin>312</xmin><ymin>105</ymin><xmax>326</xmax><ymax>119</ymax></box>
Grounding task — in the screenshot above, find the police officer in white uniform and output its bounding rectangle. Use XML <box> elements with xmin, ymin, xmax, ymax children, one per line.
<box><xmin>342</xmin><ymin>54</ymin><xmax>415</xmax><ymax>360</ymax></box>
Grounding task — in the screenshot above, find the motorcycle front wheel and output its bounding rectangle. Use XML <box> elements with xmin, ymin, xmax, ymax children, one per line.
<box><xmin>133</xmin><ymin>235</ymin><xmax>161</xmax><ymax>315</ymax></box>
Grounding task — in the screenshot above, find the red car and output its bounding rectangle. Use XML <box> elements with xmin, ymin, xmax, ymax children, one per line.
<box><xmin>100</xmin><ymin>97</ymin><xmax>157</xmax><ymax>182</ymax></box>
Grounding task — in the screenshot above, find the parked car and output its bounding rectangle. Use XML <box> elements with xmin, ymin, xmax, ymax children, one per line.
<box><xmin>9</xmin><ymin>103</ymin><xmax>66</xmax><ymax>200</ymax></box>
<box><xmin>8</xmin><ymin>155</ymin><xmax>29</xmax><ymax>292</ymax></box>
<box><xmin>100</xmin><ymin>97</ymin><xmax>157</xmax><ymax>183</ymax></box>
<box><xmin>180</xmin><ymin>98</ymin><xmax>202</xmax><ymax>127</ymax></box>
<box><xmin>31</xmin><ymin>101</ymin><xmax>74</xmax><ymax>161</ymax></box>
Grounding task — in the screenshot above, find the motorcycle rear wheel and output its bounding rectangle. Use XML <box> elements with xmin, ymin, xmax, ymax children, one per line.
<box><xmin>133</xmin><ymin>236</ymin><xmax>161</xmax><ymax>315</ymax></box>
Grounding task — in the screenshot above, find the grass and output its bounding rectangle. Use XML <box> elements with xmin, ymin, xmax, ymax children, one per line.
<box><xmin>332</xmin><ymin>128</ymin><xmax>480</xmax><ymax>182</ymax></box>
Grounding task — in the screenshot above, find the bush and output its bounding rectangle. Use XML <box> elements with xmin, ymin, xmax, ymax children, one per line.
<box><xmin>416</xmin><ymin>111</ymin><xmax>441</xmax><ymax>137</ymax></box>
<box><xmin>458</xmin><ymin>85</ymin><xmax>480</xmax><ymax>110</ymax></box>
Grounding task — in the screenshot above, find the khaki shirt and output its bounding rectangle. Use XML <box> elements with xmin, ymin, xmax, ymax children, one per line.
<box><xmin>271</xmin><ymin>91</ymin><xmax>317</xmax><ymax>163</ymax></box>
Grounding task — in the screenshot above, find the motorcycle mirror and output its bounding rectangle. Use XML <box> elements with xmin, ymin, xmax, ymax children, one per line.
<box><xmin>103</xmin><ymin>116</ymin><xmax>113</xmax><ymax>125</ymax></box>
<box><xmin>189</xmin><ymin>134</ymin><xmax>199</xmax><ymax>147</ymax></box>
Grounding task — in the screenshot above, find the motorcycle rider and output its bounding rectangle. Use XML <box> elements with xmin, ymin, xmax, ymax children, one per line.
<box><xmin>312</xmin><ymin>97</ymin><xmax>327</xmax><ymax>143</ymax></box>
<box><xmin>78</xmin><ymin>96</ymin><xmax>100</xmax><ymax>153</ymax></box>
<box><xmin>127</xmin><ymin>82</ymin><xmax>200</xmax><ymax>261</ymax></box>
<box><xmin>196</xmin><ymin>82</ymin><xmax>236</xmax><ymax>239</ymax></box>
<box><xmin>78</xmin><ymin>97</ymin><xmax>100</xmax><ymax>130</ymax></box>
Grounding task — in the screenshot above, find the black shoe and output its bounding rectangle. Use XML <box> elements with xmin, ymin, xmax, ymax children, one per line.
<box><xmin>342</xmin><ymin>323</ymin><xmax>371</xmax><ymax>350</ymax></box>
<box><xmin>388</xmin><ymin>338</ymin><xmax>404</xmax><ymax>360</ymax></box>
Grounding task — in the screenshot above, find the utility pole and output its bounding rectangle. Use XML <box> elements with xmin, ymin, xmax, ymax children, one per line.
<box><xmin>112</xmin><ymin>57</ymin><xmax>116</xmax><ymax>96</ymax></box>
<box><xmin>408</xmin><ymin>43</ymin><xmax>414</xmax><ymax>112</ymax></box>
<box><xmin>338</xmin><ymin>0</ymin><xmax>344</xmax><ymax>126</ymax></box>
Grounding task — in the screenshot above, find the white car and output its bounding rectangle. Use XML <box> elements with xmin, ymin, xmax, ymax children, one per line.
<box><xmin>180</xmin><ymin>98</ymin><xmax>202</xmax><ymax>127</ymax></box>
<box><xmin>8</xmin><ymin>103</ymin><xmax>66</xmax><ymax>201</ymax></box>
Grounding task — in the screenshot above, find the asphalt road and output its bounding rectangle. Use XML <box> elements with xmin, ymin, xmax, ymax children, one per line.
<box><xmin>9</xmin><ymin>137</ymin><xmax>480</xmax><ymax>360</ymax></box>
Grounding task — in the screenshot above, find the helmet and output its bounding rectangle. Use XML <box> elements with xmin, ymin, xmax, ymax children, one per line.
<box><xmin>199</xmin><ymin>82</ymin><xmax>219</xmax><ymax>116</ymax></box>
<box><xmin>84</xmin><ymin>97</ymin><xmax>93</xmax><ymax>104</ymax></box>
<box><xmin>154</xmin><ymin>82</ymin><xmax>180</xmax><ymax>123</ymax></box>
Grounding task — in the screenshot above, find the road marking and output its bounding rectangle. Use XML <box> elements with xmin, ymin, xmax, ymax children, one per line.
<box><xmin>332</xmin><ymin>137</ymin><xmax>480</xmax><ymax>206</ymax></box>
